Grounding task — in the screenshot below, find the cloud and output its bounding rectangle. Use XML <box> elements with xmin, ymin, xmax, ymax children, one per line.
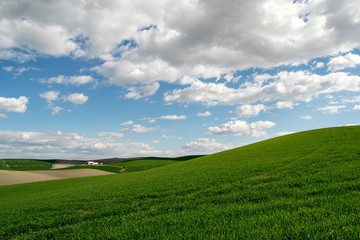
<box><xmin>152</xmin><ymin>140</ymin><xmax>160</xmax><ymax>144</ymax></box>
<box><xmin>161</xmin><ymin>134</ymin><xmax>171</xmax><ymax>139</ymax></box>
<box><xmin>314</xmin><ymin>62</ymin><xmax>324</xmax><ymax>69</ymax></box>
<box><xmin>235</xmin><ymin>104</ymin><xmax>267</xmax><ymax>118</ymax></box>
<box><xmin>318</xmin><ymin>105</ymin><xmax>346</xmax><ymax>114</ymax></box>
<box><xmin>124</xmin><ymin>82</ymin><xmax>160</xmax><ymax>100</ymax></box>
<box><xmin>271</xmin><ymin>101</ymin><xmax>297</xmax><ymax>109</ymax></box>
<box><xmin>96</xmin><ymin>132</ymin><xmax>124</xmax><ymax>139</ymax></box>
<box><xmin>3</xmin><ymin>66</ymin><xmax>39</xmax><ymax>76</ymax></box>
<box><xmin>301</xmin><ymin>115</ymin><xmax>313</xmax><ymax>120</ymax></box>
<box><xmin>342</xmin><ymin>96</ymin><xmax>360</xmax><ymax>103</ymax></box>
<box><xmin>197</xmin><ymin>111</ymin><xmax>211</xmax><ymax>117</ymax></box>
<box><xmin>40</xmin><ymin>92</ymin><xmax>88</xmax><ymax>114</ymax></box>
<box><xmin>0</xmin><ymin>130</ymin><xmax>160</xmax><ymax>159</ymax></box>
<box><xmin>51</xmin><ymin>106</ymin><xmax>63</xmax><ymax>116</ymax></box>
<box><xmin>120</xmin><ymin>120</ymin><xmax>134</xmax><ymax>126</ymax></box>
<box><xmin>274</xmin><ymin>131</ymin><xmax>294</xmax><ymax>137</ymax></box>
<box><xmin>121</xmin><ymin>124</ymin><xmax>156</xmax><ymax>133</ymax></box>
<box><xmin>207</xmin><ymin>120</ymin><xmax>276</xmax><ymax>137</ymax></box>
<box><xmin>0</xmin><ymin>113</ymin><xmax>8</xmax><ymax>119</ymax></box>
<box><xmin>39</xmin><ymin>91</ymin><xmax>64</xmax><ymax>115</ymax></box>
<box><xmin>95</xmin><ymin>0</ymin><xmax>360</xmax><ymax>89</ymax></box>
<box><xmin>0</xmin><ymin>0</ymin><xmax>358</xmax><ymax>91</ymax></box>
<box><xmin>328</xmin><ymin>53</ymin><xmax>360</xmax><ymax>71</ymax></box>
<box><xmin>164</xmin><ymin>71</ymin><xmax>360</xmax><ymax>106</ymax></box>
<box><xmin>139</xmin><ymin>115</ymin><xmax>187</xmax><ymax>122</ymax></box>
<box><xmin>0</xmin><ymin>49</ymin><xmax>35</xmax><ymax>62</ymax></box>
<box><xmin>233</xmin><ymin>102</ymin><xmax>296</xmax><ymax>118</ymax></box>
<box><xmin>39</xmin><ymin>91</ymin><xmax>60</xmax><ymax>103</ymax></box>
<box><xmin>63</xmin><ymin>93</ymin><xmax>88</xmax><ymax>105</ymax></box>
<box><xmin>182</xmin><ymin>138</ymin><xmax>233</xmax><ymax>154</ymax></box>
<box><xmin>42</xmin><ymin>75</ymin><xmax>95</xmax><ymax>86</ymax></box>
<box><xmin>0</xmin><ymin>96</ymin><xmax>28</xmax><ymax>113</ymax></box>
<box><xmin>353</xmin><ymin>105</ymin><xmax>360</xmax><ymax>110</ymax></box>
<box><xmin>0</xmin><ymin>18</ymin><xmax>77</xmax><ymax>57</ymax></box>
<box><xmin>160</xmin><ymin>114</ymin><xmax>187</xmax><ymax>120</ymax></box>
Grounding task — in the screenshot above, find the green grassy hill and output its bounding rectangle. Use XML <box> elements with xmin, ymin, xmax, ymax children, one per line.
<box><xmin>0</xmin><ymin>159</ymin><xmax>55</xmax><ymax>171</ymax></box>
<box><xmin>0</xmin><ymin>126</ymin><xmax>359</xmax><ymax>239</ymax></box>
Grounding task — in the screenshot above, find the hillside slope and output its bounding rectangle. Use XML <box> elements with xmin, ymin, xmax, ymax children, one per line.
<box><xmin>0</xmin><ymin>126</ymin><xmax>359</xmax><ymax>239</ymax></box>
<box><xmin>0</xmin><ymin>159</ymin><xmax>55</xmax><ymax>171</ymax></box>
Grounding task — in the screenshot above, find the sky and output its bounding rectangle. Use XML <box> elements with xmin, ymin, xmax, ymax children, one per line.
<box><xmin>1</xmin><ymin>0</ymin><xmax>360</xmax><ymax>159</ymax></box>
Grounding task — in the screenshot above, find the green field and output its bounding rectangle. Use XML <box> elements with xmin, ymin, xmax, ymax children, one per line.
<box><xmin>58</xmin><ymin>156</ymin><xmax>202</xmax><ymax>174</ymax></box>
<box><xmin>0</xmin><ymin>159</ymin><xmax>55</xmax><ymax>171</ymax></box>
<box><xmin>0</xmin><ymin>126</ymin><xmax>359</xmax><ymax>239</ymax></box>
<box><xmin>110</xmin><ymin>156</ymin><xmax>203</xmax><ymax>173</ymax></box>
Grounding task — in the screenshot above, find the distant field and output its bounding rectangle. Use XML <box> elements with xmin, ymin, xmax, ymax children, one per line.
<box><xmin>59</xmin><ymin>165</ymin><xmax>123</xmax><ymax>174</ymax></box>
<box><xmin>110</xmin><ymin>155</ymin><xmax>203</xmax><ymax>173</ymax></box>
<box><xmin>0</xmin><ymin>127</ymin><xmax>359</xmax><ymax>239</ymax></box>
<box><xmin>0</xmin><ymin>169</ymin><xmax>114</xmax><ymax>186</ymax></box>
<box><xmin>59</xmin><ymin>156</ymin><xmax>202</xmax><ymax>174</ymax></box>
<box><xmin>0</xmin><ymin>159</ymin><xmax>55</xmax><ymax>171</ymax></box>
<box><xmin>112</xmin><ymin>158</ymin><xmax>181</xmax><ymax>167</ymax></box>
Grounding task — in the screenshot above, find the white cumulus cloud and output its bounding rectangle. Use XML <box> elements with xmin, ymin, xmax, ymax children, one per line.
<box><xmin>96</xmin><ymin>132</ymin><xmax>124</xmax><ymax>139</ymax></box>
<box><xmin>121</xmin><ymin>124</ymin><xmax>156</xmax><ymax>133</ymax></box>
<box><xmin>235</xmin><ymin>104</ymin><xmax>267</xmax><ymax>118</ymax></box>
<box><xmin>43</xmin><ymin>75</ymin><xmax>95</xmax><ymax>86</ymax></box>
<box><xmin>120</xmin><ymin>120</ymin><xmax>134</xmax><ymax>126</ymax></box>
<box><xmin>182</xmin><ymin>138</ymin><xmax>233</xmax><ymax>154</ymax></box>
<box><xmin>271</xmin><ymin>101</ymin><xmax>297</xmax><ymax>109</ymax></box>
<box><xmin>328</xmin><ymin>53</ymin><xmax>360</xmax><ymax>71</ymax></box>
<box><xmin>301</xmin><ymin>115</ymin><xmax>313</xmax><ymax>120</ymax></box>
<box><xmin>39</xmin><ymin>91</ymin><xmax>63</xmax><ymax>115</ymax></box>
<box><xmin>314</xmin><ymin>62</ymin><xmax>324</xmax><ymax>69</ymax></box>
<box><xmin>164</xmin><ymin>71</ymin><xmax>360</xmax><ymax>106</ymax></box>
<box><xmin>342</xmin><ymin>96</ymin><xmax>360</xmax><ymax>103</ymax></box>
<box><xmin>63</xmin><ymin>93</ymin><xmax>88</xmax><ymax>105</ymax></box>
<box><xmin>39</xmin><ymin>91</ymin><xmax>60</xmax><ymax>103</ymax></box>
<box><xmin>0</xmin><ymin>0</ymin><xmax>358</xmax><ymax>94</ymax></box>
<box><xmin>207</xmin><ymin>120</ymin><xmax>276</xmax><ymax>137</ymax></box>
<box><xmin>197</xmin><ymin>111</ymin><xmax>211</xmax><ymax>117</ymax></box>
<box><xmin>124</xmin><ymin>82</ymin><xmax>160</xmax><ymax>100</ymax></box>
<box><xmin>353</xmin><ymin>105</ymin><xmax>360</xmax><ymax>110</ymax></box>
<box><xmin>318</xmin><ymin>105</ymin><xmax>346</xmax><ymax>114</ymax></box>
<box><xmin>0</xmin><ymin>96</ymin><xmax>28</xmax><ymax>113</ymax></box>
<box><xmin>160</xmin><ymin>115</ymin><xmax>187</xmax><ymax>120</ymax></box>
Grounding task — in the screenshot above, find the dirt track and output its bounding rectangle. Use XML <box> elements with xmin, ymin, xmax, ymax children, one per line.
<box><xmin>0</xmin><ymin>169</ymin><xmax>115</xmax><ymax>186</ymax></box>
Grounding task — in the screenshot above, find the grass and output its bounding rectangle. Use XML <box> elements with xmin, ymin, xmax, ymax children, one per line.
<box><xmin>0</xmin><ymin>159</ymin><xmax>55</xmax><ymax>171</ymax></box>
<box><xmin>0</xmin><ymin>126</ymin><xmax>359</xmax><ymax>239</ymax></box>
<box><xmin>110</xmin><ymin>155</ymin><xmax>202</xmax><ymax>173</ymax></box>
<box><xmin>110</xmin><ymin>158</ymin><xmax>183</xmax><ymax>167</ymax></box>
<box><xmin>58</xmin><ymin>156</ymin><xmax>200</xmax><ymax>174</ymax></box>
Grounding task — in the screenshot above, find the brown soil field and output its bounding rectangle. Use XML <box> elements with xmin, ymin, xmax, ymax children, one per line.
<box><xmin>0</xmin><ymin>169</ymin><xmax>115</xmax><ymax>186</ymax></box>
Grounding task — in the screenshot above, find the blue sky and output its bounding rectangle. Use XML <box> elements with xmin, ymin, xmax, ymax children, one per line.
<box><xmin>0</xmin><ymin>0</ymin><xmax>360</xmax><ymax>159</ymax></box>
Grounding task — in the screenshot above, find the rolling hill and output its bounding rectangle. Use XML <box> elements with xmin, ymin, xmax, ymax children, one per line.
<box><xmin>0</xmin><ymin>159</ymin><xmax>55</xmax><ymax>171</ymax></box>
<box><xmin>0</xmin><ymin>126</ymin><xmax>359</xmax><ymax>239</ymax></box>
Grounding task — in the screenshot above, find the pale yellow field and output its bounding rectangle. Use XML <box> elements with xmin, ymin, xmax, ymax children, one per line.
<box><xmin>0</xmin><ymin>169</ymin><xmax>114</xmax><ymax>186</ymax></box>
<box><xmin>51</xmin><ymin>163</ymin><xmax>80</xmax><ymax>169</ymax></box>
